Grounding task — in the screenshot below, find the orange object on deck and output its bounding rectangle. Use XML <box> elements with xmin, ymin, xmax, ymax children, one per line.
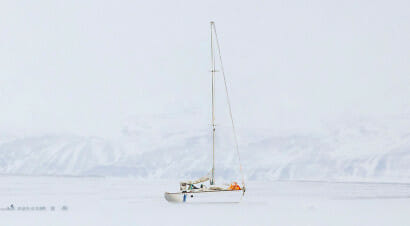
<box><xmin>229</xmin><ymin>182</ymin><xmax>241</xmax><ymax>190</ymax></box>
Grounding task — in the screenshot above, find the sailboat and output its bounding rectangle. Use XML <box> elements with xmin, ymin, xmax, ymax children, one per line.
<box><xmin>164</xmin><ymin>22</ymin><xmax>246</xmax><ymax>203</ymax></box>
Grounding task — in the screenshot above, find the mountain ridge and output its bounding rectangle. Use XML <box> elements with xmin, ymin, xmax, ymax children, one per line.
<box><xmin>1</xmin><ymin>114</ymin><xmax>409</xmax><ymax>182</ymax></box>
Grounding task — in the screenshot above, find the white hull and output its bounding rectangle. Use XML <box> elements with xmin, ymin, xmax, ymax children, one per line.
<box><xmin>164</xmin><ymin>190</ymin><xmax>244</xmax><ymax>203</ymax></box>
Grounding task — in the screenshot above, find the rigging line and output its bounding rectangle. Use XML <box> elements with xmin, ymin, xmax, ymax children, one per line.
<box><xmin>212</xmin><ymin>23</ymin><xmax>246</xmax><ymax>190</ymax></box>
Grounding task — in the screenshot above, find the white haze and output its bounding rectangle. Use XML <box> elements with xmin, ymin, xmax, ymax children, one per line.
<box><xmin>1</xmin><ymin>0</ymin><xmax>409</xmax><ymax>139</ymax></box>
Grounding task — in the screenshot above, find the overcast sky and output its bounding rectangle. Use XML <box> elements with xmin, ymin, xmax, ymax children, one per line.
<box><xmin>1</xmin><ymin>0</ymin><xmax>409</xmax><ymax>138</ymax></box>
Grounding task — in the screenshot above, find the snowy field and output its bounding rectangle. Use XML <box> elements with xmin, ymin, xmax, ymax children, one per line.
<box><xmin>1</xmin><ymin>176</ymin><xmax>410</xmax><ymax>226</ymax></box>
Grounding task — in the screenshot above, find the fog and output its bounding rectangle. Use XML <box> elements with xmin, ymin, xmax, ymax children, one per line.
<box><xmin>1</xmin><ymin>0</ymin><xmax>409</xmax><ymax>138</ymax></box>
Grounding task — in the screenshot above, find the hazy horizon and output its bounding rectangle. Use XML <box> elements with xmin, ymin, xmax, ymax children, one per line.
<box><xmin>1</xmin><ymin>0</ymin><xmax>409</xmax><ymax>139</ymax></box>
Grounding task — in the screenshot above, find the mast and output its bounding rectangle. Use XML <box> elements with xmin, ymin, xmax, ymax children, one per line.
<box><xmin>210</xmin><ymin>21</ymin><xmax>216</xmax><ymax>185</ymax></box>
<box><xmin>211</xmin><ymin>21</ymin><xmax>246</xmax><ymax>191</ymax></box>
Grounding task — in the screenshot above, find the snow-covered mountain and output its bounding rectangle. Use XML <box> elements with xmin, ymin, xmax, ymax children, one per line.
<box><xmin>0</xmin><ymin>135</ymin><xmax>120</xmax><ymax>175</ymax></box>
<box><xmin>0</xmin><ymin>114</ymin><xmax>409</xmax><ymax>183</ymax></box>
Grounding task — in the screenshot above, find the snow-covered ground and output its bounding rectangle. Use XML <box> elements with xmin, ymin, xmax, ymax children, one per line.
<box><xmin>1</xmin><ymin>176</ymin><xmax>410</xmax><ymax>226</ymax></box>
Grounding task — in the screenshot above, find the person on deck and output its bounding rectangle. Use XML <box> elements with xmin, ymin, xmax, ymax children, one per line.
<box><xmin>229</xmin><ymin>182</ymin><xmax>241</xmax><ymax>190</ymax></box>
